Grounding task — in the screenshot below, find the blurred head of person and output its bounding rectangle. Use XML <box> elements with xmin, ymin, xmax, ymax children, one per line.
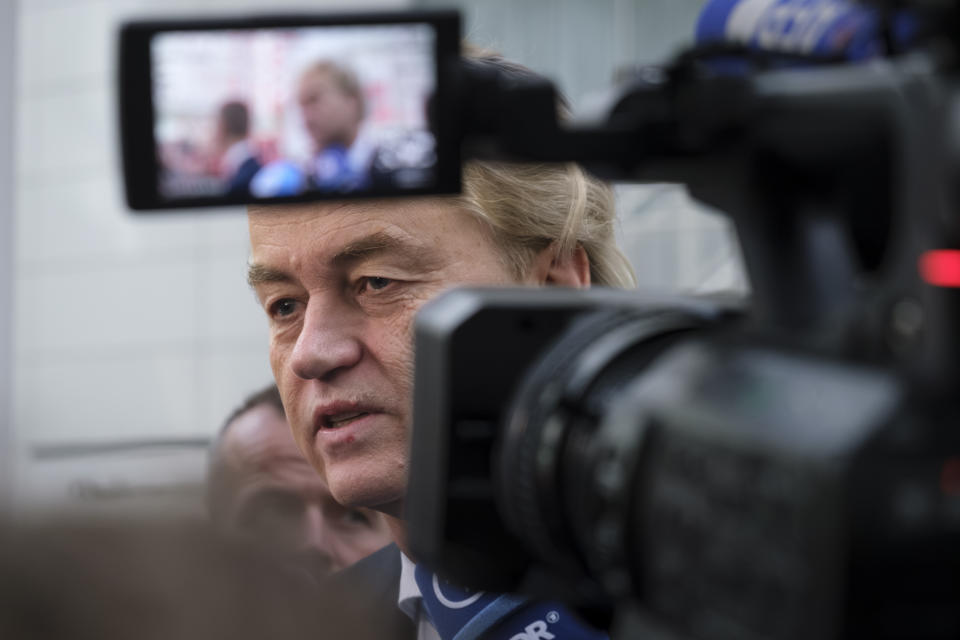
<box><xmin>206</xmin><ymin>385</ymin><xmax>391</xmax><ymax>579</ymax></box>
<box><xmin>297</xmin><ymin>61</ymin><xmax>365</xmax><ymax>152</ymax></box>
<box><xmin>213</xmin><ymin>100</ymin><xmax>263</xmax><ymax>194</ymax></box>
<box><xmin>215</xmin><ymin>100</ymin><xmax>251</xmax><ymax>151</ymax></box>
<box><xmin>0</xmin><ymin>517</ymin><xmax>380</xmax><ymax>640</ymax></box>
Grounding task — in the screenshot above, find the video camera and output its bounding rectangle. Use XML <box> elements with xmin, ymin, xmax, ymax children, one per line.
<box><xmin>118</xmin><ymin>1</ymin><xmax>960</xmax><ymax>638</ymax></box>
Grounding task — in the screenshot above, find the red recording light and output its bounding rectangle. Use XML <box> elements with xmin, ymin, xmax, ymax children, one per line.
<box><xmin>919</xmin><ymin>250</ymin><xmax>960</xmax><ymax>288</ymax></box>
<box><xmin>940</xmin><ymin>458</ymin><xmax>960</xmax><ymax>496</ymax></box>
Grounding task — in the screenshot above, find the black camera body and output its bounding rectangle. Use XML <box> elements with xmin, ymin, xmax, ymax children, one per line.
<box><xmin>405</xmin><ymin>3</ymin><xmax>960</xmax><ymax>637</ymax></box>
<box><xmin>409</xmin><ymin>287</ymin><xmax>960</xmax><ymax>639</ymax></box>
<box><xmin>407</xmin><ymin>288</ymin><xmax>731</xmax><ymax>588</ymax></box>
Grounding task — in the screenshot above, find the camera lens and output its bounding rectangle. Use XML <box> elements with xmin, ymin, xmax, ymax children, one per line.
<box><xmin>496</xmin><ymin>307</ymin><xmax>708</xmax><ymax>591</ymax></box>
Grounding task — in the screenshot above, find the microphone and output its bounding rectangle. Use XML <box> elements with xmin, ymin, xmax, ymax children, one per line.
<box><xmin>695</xmin><ymin>0</ymin><xmax>918</xmax><ymax>62</ymax></box>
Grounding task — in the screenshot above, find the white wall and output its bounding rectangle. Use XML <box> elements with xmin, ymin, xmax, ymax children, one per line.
<box><xmin>422</xmin><ymin>0</ymin><xmax>709</xmax><ymax>113</ymax></box>
<box><xmin>1</xmin><ymin>0</ymin><xmax>15</xmax><ymax>511</ymax></box>
<box><xmin>12</xmin><ymin>0</ymin><xmax>410</xmax><ymax>516</ymax></box>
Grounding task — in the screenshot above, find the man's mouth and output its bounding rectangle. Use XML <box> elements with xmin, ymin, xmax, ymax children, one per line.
<box><xmin>323</xmin><ymin>411</ymin><xmax>370</xmax><ymax>429</ymax></box>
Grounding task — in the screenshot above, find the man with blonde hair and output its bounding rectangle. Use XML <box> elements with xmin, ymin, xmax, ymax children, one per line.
<box><xmin>297</xmin><ymin>60</ymin><xmax>375</xmax><ymax>191</ymax></box>
<box><xmin>297</xmin><ymin>61</ymin><xmax>366</xmax><ymax>156</ymax></box>
<box><xmin>246</xmin><ymin>52</ymin><xmax>633</xmax><ymax>639</ymax></box>
<box><xmin>252</xmin><ymin>60</ymin><xmax>374</xmax><ymax>195</ymax></box>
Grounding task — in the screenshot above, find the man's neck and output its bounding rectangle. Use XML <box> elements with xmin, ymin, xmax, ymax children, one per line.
<box><xmin>371</xmin><ymin>497</ymin><xmax>414</xmax><ymax>559</ymax></box>
<box><xmin>384</xmin><ymin>512</ymin><xmax>412</xmax><ymax>559</ymax></box>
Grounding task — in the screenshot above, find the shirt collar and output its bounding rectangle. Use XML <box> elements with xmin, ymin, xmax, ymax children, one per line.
<box><xmin>220</xmin><ymin>140</ymin><xmax>254</xmax><ymax>176</ymax></box>
<box><xmin>397</xmin><ymin>551</ymin><xmax>422</xmax><ymax>622</ymax></box>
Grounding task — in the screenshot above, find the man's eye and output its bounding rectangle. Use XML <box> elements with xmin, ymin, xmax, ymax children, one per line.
<box><xmin>360</xmin><ymin>276</ymin><xmax>394</xmax><ymax>293</ymax></box>
<box><xmin>269</xmin><ymin>298</ymin><xmax>298</xmax><ymax>317</ymax></box>
<box><xmin>344</xmin><ymin>509</ymin><xmax>371</xmax><ymax>526</ymax></box>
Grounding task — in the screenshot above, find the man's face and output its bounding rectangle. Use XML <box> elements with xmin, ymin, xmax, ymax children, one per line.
<box><xmin>219</xmin><ymin>403</ymin><xmax>392</xmax><ymax>576</ymax></box>
<box><xmin>297</xmin><ymin>69</ymin><xmax>361</xmax><ymax>150</ymax></box>
<box><xmin>247</xmin><ymin>199</ymin><xmax>516</xmax><ymax>513</ymax></box>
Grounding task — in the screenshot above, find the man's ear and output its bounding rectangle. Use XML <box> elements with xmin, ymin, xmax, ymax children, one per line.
<box><xmin>529</xmin><ymin>243</ymin><xmax>591</xmax><ymax>288</ymax></box>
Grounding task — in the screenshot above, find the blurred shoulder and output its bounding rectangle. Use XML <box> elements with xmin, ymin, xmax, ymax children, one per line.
<box><xmin>333</xmin><ymin>543</ymin><xmax>402</xmax><ymax>593</ymax></box>
<box><xmin>327</xmin><ymin>544</ymin><xmax>414</xmax><ymax>640</ymax></box>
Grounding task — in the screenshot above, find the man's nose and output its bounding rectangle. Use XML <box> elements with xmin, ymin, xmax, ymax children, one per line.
<box><xmin>289</xmin><ymin>298</ymin><xmax>363</xmax><ymax>381</ymax></box>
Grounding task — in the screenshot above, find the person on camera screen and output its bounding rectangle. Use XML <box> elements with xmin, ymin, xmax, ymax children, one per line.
<box><xmin>213</xmin><ymin>100</ymin><xmax>262</xmax><ymax>197</ymax></box>
<box><xmin>246</xmin><ymin>51</ymin><xmax>636</xmax><ymax>640</ymax></box>
<box><xmin>252</xmin><ymin>60</ymin><xmax>376</xmax><ymax>196</ymax></box>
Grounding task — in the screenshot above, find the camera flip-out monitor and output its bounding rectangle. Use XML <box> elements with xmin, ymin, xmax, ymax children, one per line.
<box><xmin>119</xmin><ymin>11</ymin><xmax>460</xmax><ymax>211</ymax></box>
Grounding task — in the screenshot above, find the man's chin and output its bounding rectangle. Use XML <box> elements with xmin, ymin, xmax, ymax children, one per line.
<box><xmin>328</xmin><ymin>475</ymin><xmax>404</xmax><ymax>516</ymax></box>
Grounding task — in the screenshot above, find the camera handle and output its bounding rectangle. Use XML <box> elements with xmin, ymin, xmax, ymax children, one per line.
<box><xmin>449</xmin><ymin>46</ymin><xmax>960</xmax><ymax>394</ymax></box>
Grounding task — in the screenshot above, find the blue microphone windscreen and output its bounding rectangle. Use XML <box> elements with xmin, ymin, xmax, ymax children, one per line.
<box><xmin>695</xmin><ymin>0</ymin><xmax>917</xmax><ymax>62</ymax></box>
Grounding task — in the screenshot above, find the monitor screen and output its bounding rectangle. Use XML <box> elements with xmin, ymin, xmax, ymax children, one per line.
<box><xmin>119</xmin><ymin>12</ymin><xmax>459</xmax><ymax>210</ymax></box>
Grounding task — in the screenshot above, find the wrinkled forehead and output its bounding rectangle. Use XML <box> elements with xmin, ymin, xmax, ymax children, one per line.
<box><xmin>247</xmin><ymin>198</ymin><xmax>474</xmax><ymax>256</ymax></box>
<box><xmin>248</xmin><ymin>197</ymin><xmax>455</xmax><ymax>220</ymax></box>
<box><xmin>249</xmin><ymin>201</ymin><xmax>344</xmax><ymax>244</ymax></box>
<box><xmin>249</xmin><ymin>200</ymin><xmax>381</xmax><ymax>232</ymax></box>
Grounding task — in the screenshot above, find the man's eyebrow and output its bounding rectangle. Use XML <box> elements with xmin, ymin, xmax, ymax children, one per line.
<box><xmin>247</xmin><ymin>263</ymin><xmax>292</xmax><ymax>288</ymax></box>
<box><xmin>246</xmin><ymin>231</ymin><xmax>441</xmax><ymax>288</ymax></box>
<box><xmin>333</xmin><ymin>230</ymin><xmax>438</xmax><ymax>269</ymax></box>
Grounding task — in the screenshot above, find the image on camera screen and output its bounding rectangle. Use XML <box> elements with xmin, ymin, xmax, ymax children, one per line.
<box><xmin>150</xmin><ymin>24</ymin><xmax>437</xmax><ymax>201</ymax></box>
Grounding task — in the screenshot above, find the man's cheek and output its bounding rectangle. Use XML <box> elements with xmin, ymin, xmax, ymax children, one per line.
<box><xmin>268</xmin><ymin>338</ymin><xmax>285</xmax><ymax>379</ymax></box>
<box><xmin>384</xmin><ymin>310</ymin><xmax>417</xmax><ymax>376</ymax></box>
<box><xmin>269</xmin><ymin>345</ymin><xmax>301</xmax><ymax>429</ymax></box>
<box><xmin>269</xmin><ymin>338</ymin><xmax>300</xmax><ymax>387</ymax></box>
<box><xmin>287</xmin><ymin>405</ymin><xmax>322</xmax><ymax>471</ymax></box>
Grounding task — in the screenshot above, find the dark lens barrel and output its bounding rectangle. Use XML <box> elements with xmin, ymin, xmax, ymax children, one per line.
<box><xmin>495</xmin><ymin>307</ymin><xmax>710</xmax><ymax>592</ymax></box>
